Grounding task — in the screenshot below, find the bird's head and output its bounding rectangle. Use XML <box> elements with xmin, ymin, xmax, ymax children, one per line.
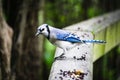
<box><xmin>35</xmin><ymin>24</ymin><xmax>50</xmax><ymax>37</ymax></box>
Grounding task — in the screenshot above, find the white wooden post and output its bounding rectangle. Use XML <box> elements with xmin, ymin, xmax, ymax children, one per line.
<box><xmin>49</xmin><ymin>10</ymin><xmax>120</xmax><ymax>80</ymax></box>
<box><xmin>49</xmin><ymin>31</ymin><xmax>93</xmax><ymax>80</ymax></box>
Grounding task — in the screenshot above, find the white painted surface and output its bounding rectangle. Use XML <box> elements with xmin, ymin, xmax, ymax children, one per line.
<box><xmin>49</xmin><ymin>31</ymin><xmax>93</xmax><ymax>80</ymax></box>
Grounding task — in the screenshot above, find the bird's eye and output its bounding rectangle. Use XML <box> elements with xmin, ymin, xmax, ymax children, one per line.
<box><xmin>42</xmin><ymin>28</ymin><xmax>44</xmax><ymax>31</ymax></box>
<box><xmin>40</xmin><ymin>28</ymin><xmax>44</xmax><ymax>32</ymax></box>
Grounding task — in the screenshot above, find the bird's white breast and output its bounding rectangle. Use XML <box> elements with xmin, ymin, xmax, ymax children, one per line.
<box><xmin>53</xmin><ymin>40</ymin><xmax>78</xmax><ymax>52</ymax></box>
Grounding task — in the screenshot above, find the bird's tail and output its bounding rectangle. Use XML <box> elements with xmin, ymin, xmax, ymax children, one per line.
<box><xmin>81</xmin><ymin>40</ymin><xmax>106</xmax><ymax>44</ymax></box>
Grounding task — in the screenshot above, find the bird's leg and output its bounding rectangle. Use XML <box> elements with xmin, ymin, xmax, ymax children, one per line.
<box><xmin>54</xmin><ymin>49</ymin><xmax>67</xmax><ymax>60</ymax></box>
<box><xmin>54</xmin><ymin>53</ymin><xmax>66</xmax><ymax>60</ymax></box>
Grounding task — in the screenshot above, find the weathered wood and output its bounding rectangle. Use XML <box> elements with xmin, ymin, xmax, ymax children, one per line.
<box><xmin>49</xmin><ymin>10</ymin><xmax>120</xmax><ymax>80</ymax></box>
<box><xmin>64</xmin><ymin>10</ymin><xmax>120</xmax><ymax>61</ymax></box>
<box><xmin>49</xmin><ymin>31</ymin><xmax>93</xmax><ymax>80</ymax></box>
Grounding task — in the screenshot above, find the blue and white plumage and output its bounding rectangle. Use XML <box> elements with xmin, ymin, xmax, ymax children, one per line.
<box><xmin>35</xmin><ymin>24</ymin><xmax>106</xmax><ymax>59</ymax></box>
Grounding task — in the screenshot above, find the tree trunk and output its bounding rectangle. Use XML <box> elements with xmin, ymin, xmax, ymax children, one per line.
<box><xmin>0</xmin><ymin>0</ymin><xmax>13</xmax><ymax>80</ymax></box>
<box><xmin>9</xmin><ymin>0</ymin><xmax>44</xmax><ymax>80</ymax></box>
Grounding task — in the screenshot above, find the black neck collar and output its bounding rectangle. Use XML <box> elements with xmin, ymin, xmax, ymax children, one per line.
<box><xmin>46</xmin><ymin>25</ymin><xmax>50</xmax><ymax>39</ymax></box>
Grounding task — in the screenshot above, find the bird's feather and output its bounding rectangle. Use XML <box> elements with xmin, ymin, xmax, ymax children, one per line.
<box><xmin>53</xmin><ymin>29</ymin><xmax>106</xmax><ymax>43</ymax></box>
<box><xmin>53</xmin><ymin>30</ymin><xmax>81</xmax><ymax>43</ymax></box>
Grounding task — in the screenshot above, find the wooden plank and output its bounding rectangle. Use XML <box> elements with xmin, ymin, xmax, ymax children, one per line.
<box><xmin>49</xmin><ymin>10</ymin><xmax>120</xmax><ymax>80</ymax></box>
<box><xmin>49</xmin><ymin>31</ymin><xmax>93</xmax><ymax>80</ymax></box>
<box><xmin>63</xmin><ymin>10</ymin><xmax>120</xmax><ymax>62</ymax></box>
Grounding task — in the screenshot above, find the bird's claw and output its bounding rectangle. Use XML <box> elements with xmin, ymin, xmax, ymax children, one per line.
<box><xmin>54</xmin><ymin>53</ymin><xmax>66</xmax><ymax>60</ymax></box>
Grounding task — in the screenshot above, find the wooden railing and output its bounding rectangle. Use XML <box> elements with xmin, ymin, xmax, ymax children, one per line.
<box><xmin>49</xmin><ymin>10</ymin><xmax>120</xmax><ymax>80</ymax></box>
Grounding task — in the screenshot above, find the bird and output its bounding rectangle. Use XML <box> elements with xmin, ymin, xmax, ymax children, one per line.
<box><xmin>35</xmin><ymin>24</ymin><xmax>106</xmax><ymax>59</ymax></box>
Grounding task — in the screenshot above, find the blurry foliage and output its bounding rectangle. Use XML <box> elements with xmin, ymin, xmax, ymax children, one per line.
<box><xmin>94</xmin><ymin>46</ymin><xmax>120</xmax><ymax>80</ymax></box>
<box><xmin>117</xmin><ymin>45</ymin><xmax>120</xmax><ymax>54</ymax></box>
<box><xmin>87</xmin><ymin>6</ymin><xmax>102</xmax><ymax>18</ymax></box>
<box><xmin>45</xmin><ymin>0</ymin><xmax>84</xmax><ymax>28</ymax></box>
<box><xmin>44</xmin><ymin>39</ymin><xmax>55</xmax><ymax>69</ymax></box>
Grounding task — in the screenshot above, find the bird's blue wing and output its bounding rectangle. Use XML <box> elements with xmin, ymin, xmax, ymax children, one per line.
<box><xmin>56</xmin><ymin>32</ymin><xmax>81</xmax><ymax>43</ymax></box>
<box><xmin>54</xmin><ymin>30</ymin><xmax>106</xmax><ymax>43</ymax></box>
<box><xmin>64</xmin><ymin>33</ymin><xmax>81</xmax><ymax>43</ymax></box>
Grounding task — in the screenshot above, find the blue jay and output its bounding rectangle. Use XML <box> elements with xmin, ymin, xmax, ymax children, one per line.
<box><xmin>35</xmin><ymin>24</ymin><xmax>106</xmax><ymax>59</ymax></box>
